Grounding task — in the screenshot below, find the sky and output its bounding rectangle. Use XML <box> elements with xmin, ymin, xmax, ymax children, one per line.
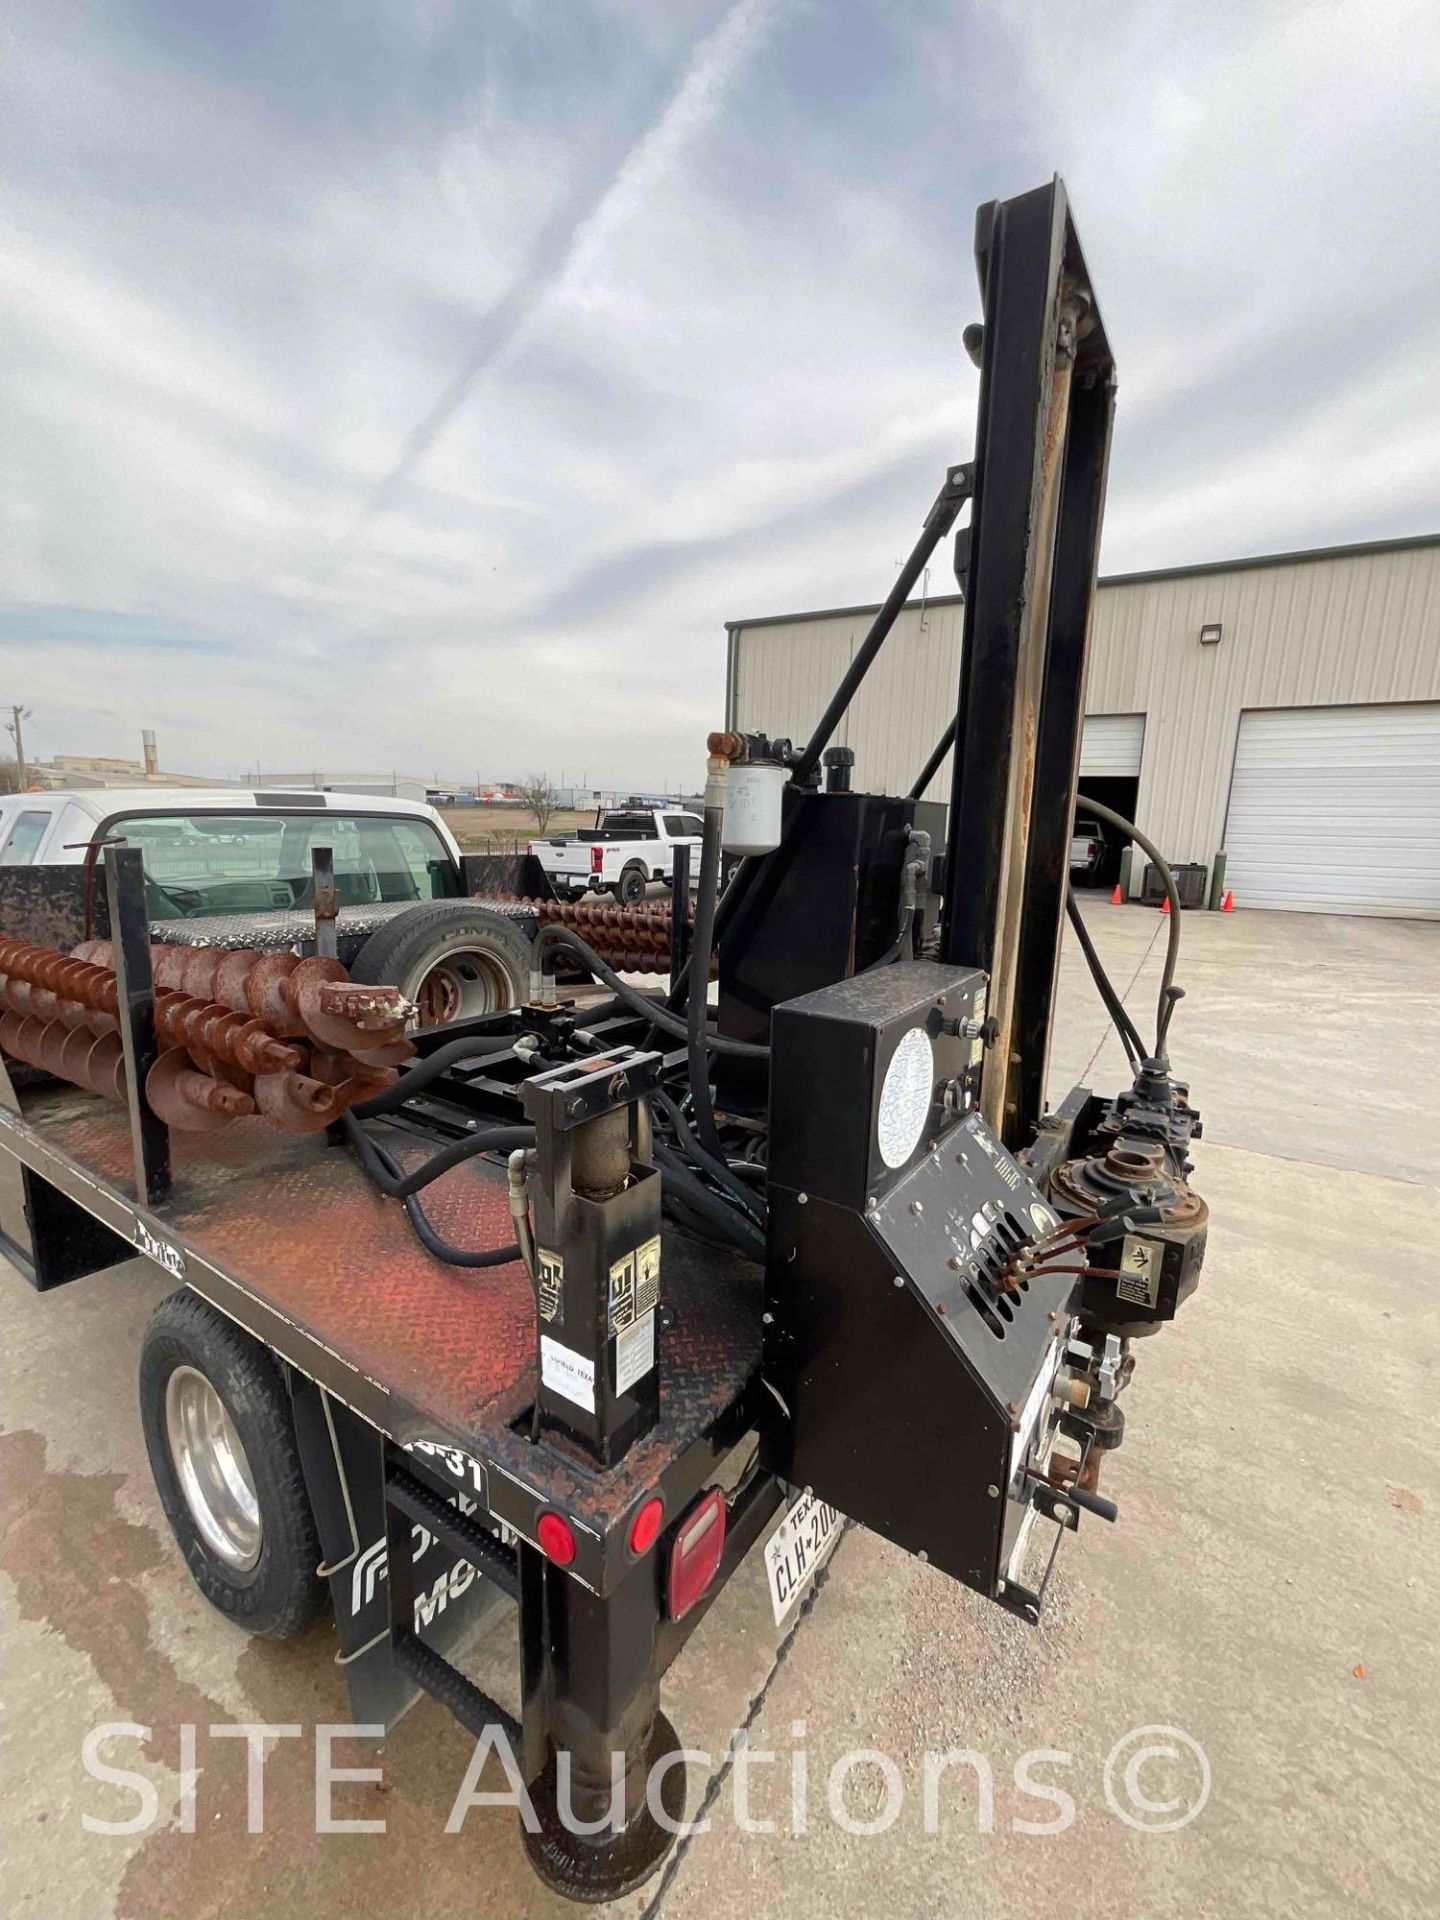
<box><xmin>2</xmin><ymin>0</ymin><xmax>1437</xmax><ymax>789</ymax></box>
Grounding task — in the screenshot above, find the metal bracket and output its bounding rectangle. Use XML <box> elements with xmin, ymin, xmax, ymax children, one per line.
<box><xmin>103</xmin><ymin>843</ymin><xmax>171</xmax><ymax>1206</ymax></box>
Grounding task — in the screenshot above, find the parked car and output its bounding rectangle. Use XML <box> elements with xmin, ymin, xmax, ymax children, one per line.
<box><xmin>1069</xmin><ymin>815</ymin><xmax>1105</xmax><ymax>877</ymax></box>
<box><xmin>528</xmin><ymin>806</ymin><xmax>703</xmax><ymax>903</ymax></box>
<box><xmin>0</xmin><ymin>787</ymin><xmax>531</xmax><ymax>1027</ymax></box>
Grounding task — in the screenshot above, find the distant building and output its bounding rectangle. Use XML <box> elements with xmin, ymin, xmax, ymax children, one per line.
<box><xmin>33</xmin><ymin>753</ymin><xmax>222</xmax><ymax>790</ymax></box>
<box><xmin>244</xmin><ymin>771</ymin><xmax>429</xmax><ymax>805</ymax></box>
<box><xmin>726</xmin><ymin>532</ymin><xmax>1440</xmax><ymax>919</ymax></box>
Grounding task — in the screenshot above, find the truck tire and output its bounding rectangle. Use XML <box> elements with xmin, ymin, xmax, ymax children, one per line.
<box><xmin>615</xmin><ymin>863</ymin><xmax>648</xmax><ymax>905</ymax></box>
<box><xmin>139</xmin><ymin>1290</ymin><xmax>324</xmax><ymax>1640</ymax></box>
<box><xmin>351</xmin><ymin>901</ymin><xmax>531</xmax><ymax>1029</ymax></box>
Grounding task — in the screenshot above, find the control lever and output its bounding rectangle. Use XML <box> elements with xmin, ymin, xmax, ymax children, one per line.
<box><xmin>1024</xmin><ymin>1467</ymin><xmax>1118</xmax><ymax>1524</ymax></box>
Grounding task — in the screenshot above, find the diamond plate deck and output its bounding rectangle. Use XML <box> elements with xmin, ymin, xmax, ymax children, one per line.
<box><xmin>10</xmin><ymin>1083</ymin><xmax>761</xmax><ymax>1551</ymax></box>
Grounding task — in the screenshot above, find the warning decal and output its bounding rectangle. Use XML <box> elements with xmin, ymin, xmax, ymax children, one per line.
<box><xmin>1116</xmin><ymin>1234</ymin><xmax>1162</xmax><ymax>1308</ymax></box>
<box><xmin>615</xmin><ymin>1311</ymin><xmax>656</xmax><ymax>1397</ymax></box>
<box><xmin>537</xmin><ymin>1248</ymin><xmax>564</xmax><ymax>1323</ymax></box>
<box><xmin>608</xmin><ymin>1235</ymin><xmax>661</xmax><ymax>1334</ymax></box>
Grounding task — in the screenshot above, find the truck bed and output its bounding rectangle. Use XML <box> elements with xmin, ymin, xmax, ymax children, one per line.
<box><xmin>2</xmin><ymin>1083</ymin><xmax>762</xmax><ymax>1568</ymax></box>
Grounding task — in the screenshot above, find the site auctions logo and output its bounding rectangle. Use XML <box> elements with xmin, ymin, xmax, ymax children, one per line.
<box><xmin>78</xmin><ymin>1720</ymin><xmax>1212</xmax><ymax>1840</ymax></box>
<box><xmin>1103</xmin><ymin>1725</ymin><xmax>1211</xmax><ymax>1832</ymax></box>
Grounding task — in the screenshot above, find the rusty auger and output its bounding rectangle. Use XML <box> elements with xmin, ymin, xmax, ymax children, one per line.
<box><xmin>0</xmin><ymin>935</ymin><xmax>415</xmax><ymax>1134</ymax></box>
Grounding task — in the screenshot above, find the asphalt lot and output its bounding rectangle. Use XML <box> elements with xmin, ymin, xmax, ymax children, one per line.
<box><xmin>2</xmin><ymin>900</ymin><xmax>1437</xmax><ymax>1918</ymax></box>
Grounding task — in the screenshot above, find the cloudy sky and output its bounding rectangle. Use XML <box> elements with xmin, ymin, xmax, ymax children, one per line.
<box><xmin>2</xmin><ymin>0</ymin><xmax>1437</xmax><ymax>788</ymax></box>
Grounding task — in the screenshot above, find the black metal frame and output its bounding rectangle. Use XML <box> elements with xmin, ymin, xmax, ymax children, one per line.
<box><xmin>938</xmin><ymin>180</ymin><xmax>1115</xmax><ymax>1147</ymax></box>
<box><xmin>104</xmin><ymin>843</ymin><xmax>171</xmax><ymax>1205</ymax></box>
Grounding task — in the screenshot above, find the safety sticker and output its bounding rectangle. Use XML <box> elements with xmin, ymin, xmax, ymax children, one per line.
<box><xmin>614</xmin><ymin>1311</ymin><xmax>656</xmax><ymax>1397</ymax></box>
<box><xmin>635</xmin><ymin>1235</ymin><xmax>660</xmax><ymax>1317</ymax></box>
<box><xmin>608</xmin><ymin>1235</ymin><xmax>661</xmax><ymax>1334</ymax></box>
<box><xmin>537</xmin><ymin>1248</ymin><xmax>564</xmax><ymax>1323</ymax></box>
<box><xmin>1117</xmin><ymin>1235</ymin><xmax>1161</xmax><ymax>1308</ymax></box>
<box><xmin>540</xmin><ymin>1336</ymin><xmax>595</xmax><ymax>1413</ymax></box>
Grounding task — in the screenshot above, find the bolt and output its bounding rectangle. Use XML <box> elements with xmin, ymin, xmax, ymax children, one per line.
<box><xmin>762</xmin><ymin>1312</ymin><xmax>773</xmax><ymax>1325</ymax></box>
<box><xmin>797</xmin><ymin>1191</ymin><xmax>808</xmax><ymax>1205</ymax></box>
<box><xmin>910</xmin><ymin>1199</ymin><xmax>924</xmax><ymax>1216</ymax></box>
<box><xmin>893</xmin><ymin>1276</ymin><xmax>905</xmax><ymax>1289</ymax></box>
<box><xmin>1007</xmin><ymin>1400</ymin><xmax>1020</xmax><ymax>1415</ymax></box>
<box><xmin>987</xmin><ymin>1484</ymin><xmax>1000</xmax><ymax>1499</ymax></box>
<box><xmin>917</xmin><ymin>1549</ymin><xmax>928</xmax><ymax>1563</ymax></box>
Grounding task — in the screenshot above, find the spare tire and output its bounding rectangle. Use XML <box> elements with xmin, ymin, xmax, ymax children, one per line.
<box><xmin>351</xmin><ymin>902</ymin><xmax>531</xmax><ymax>1029</ymax></box>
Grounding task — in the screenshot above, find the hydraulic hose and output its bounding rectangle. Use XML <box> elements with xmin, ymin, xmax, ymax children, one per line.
<box><xmin>665</xmin><ymin>849</ymin><xmax>752</xmax><ymax>1011</ymax></box>
<box><xmin>1076</xmin><ymin>793</ymin><xmax>1182</xmax><ymax>1060</ymax></box>
<box><xmin>349</xmin><ymin>1029</ymin><xmax>527</xmax><ymax>1119</ymax></box>
<box><xmin>651</xmin><ymin>1088</ymin><xmax>766</xmax><ymax>1230</ymax></box>
<box><xmin>651</xmin><ymin>1140</ymin><xmax>766</xmax><ymax>1260</ymax></box>
<box><xmin>345</xmin><ymin>1116</ymin><xmax>535</xmax><ymax>1200</ymax></box>
<box><xmin>1065</xmin><ymin>886</ymin><xmax>1145</xmax><ymax>1069</ymax></box>
<box><xmin>533</xmin><ymin>923</ymin><xmax>769</xmax><ymax>1058</ymax></box>
<box><xmin>342</xmin><ymin>1117</ymin><xmax>523</xmax><ymax>1268</ymax></box>
<box><xmin>687</xmin><ymin>756</ymin><xmax>728</xmax><ymax>1159</ymax></box>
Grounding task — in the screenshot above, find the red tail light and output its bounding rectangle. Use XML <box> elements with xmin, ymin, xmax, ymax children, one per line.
<box><xmin>590</xmin><ymin>845</ymin><xmax>604</xmax><ymax>874</ymax></box>
<box><xmin>628</xmin><ymin>1495</ymin><xmax>664</xmax><ymax>1558</ymax></box>
<box><xmin>536</xmin><ymin>1510</ymin><xmax>577</xmax><ymax>1565</ymax></box>
<box><xmin>666</xmin><ymin>1488</ymin><xmax>726</xmax><ymax>1619</ymax></box>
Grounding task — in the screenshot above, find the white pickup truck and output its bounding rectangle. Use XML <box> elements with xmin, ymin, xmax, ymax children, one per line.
<box><xmin>529</xmin><ymin>806</ymin><xmax>703</xmax><ymax>903</ymax></box>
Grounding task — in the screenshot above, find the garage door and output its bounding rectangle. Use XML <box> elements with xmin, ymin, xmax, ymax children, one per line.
<box><xmin>1080</xmin><ymin>713</ymin><xmax>1145</xmax><ymax>776</ymax></box>
<box><xmin>1224</xmin><ymin>703</ymin><xmax>1440</xmax><ymax>916</ymax></box>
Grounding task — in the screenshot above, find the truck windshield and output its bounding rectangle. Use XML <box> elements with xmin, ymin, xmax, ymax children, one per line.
<box><xmin>110</xmin><ymin>811</ymin><xmax>461</xmax><ymax>918</ymax></box>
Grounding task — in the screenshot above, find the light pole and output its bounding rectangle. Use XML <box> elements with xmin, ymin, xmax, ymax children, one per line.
<box><xmin>5</xmin><ymin>705</ymin><xmax>33</xmax><ymax>788</ymax></box>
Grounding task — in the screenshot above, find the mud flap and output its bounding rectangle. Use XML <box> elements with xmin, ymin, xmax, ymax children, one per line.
<box><xmin>289</xmin><ymin>1376</ymin><xmax>509</xmax><ymax>1726</ymax></box>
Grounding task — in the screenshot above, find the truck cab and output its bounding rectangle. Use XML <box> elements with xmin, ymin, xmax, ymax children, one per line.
<box><xmin>0</xmin><ymin>787</ymin><xmax>466</xmax><ymax>916</ymax></box>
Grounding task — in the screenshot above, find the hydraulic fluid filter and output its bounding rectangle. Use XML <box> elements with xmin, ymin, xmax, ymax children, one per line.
<box><xmin>723</xmin><ymin>760</ymin><xmax>785</xmax><ymax>855</ymax></box>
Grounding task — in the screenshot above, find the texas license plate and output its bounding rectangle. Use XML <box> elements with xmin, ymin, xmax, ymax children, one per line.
<box><xmin>764</xmin><ymin>1490</ymin><xmax>842</xmax><ymax>1626</ymax></box>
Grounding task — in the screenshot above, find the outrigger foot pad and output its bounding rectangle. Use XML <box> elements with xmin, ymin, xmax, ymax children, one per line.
<box><xmin>521</xmin><ymin>1711</ymin><xmax>686</xmax><ymax>1903</ymax></box>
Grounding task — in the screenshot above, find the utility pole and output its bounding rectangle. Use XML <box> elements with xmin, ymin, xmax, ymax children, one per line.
<box><xmin>6</xmin><ymin>705</ymin><xmax>32</xmax><ymax>788</ymax></box>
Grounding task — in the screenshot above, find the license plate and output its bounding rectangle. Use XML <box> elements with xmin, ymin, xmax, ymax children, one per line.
<box><xmin>764</xmin><ymin>1490</ymin><xmax>843</xmax><ymax>1626</ymax></box>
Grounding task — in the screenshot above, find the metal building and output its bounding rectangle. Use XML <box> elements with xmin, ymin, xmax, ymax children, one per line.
<box><xmin>726</xmin><ymin>532</ymin><xmax>1440</xmax><ymax>918</ymax></box>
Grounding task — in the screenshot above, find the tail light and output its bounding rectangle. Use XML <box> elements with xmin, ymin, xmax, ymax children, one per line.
<box><xmin>628</xmin><ymin>1495</ymin><xmax>665</xmax><ymax>1558</ymax></box>
<box><xmin>666</xmin><ymin>1488</ymin><xmax>726</xmax><ymax>1620</ymax></box>
<box><xmin>590</xmin><ymin>845</ymin><xmax>604</xmax><ymax>874</ymax></box>
<box><xmin>536</xmin><ymin>1510</ymin><xmax>577</xmax><ymax>1565</ymax></box>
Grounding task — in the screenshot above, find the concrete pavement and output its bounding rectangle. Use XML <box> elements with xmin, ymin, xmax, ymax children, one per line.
<box><xmin>2</xmin><ymin>901</ymin><xmax>1437</xmax><ymax>1918</ymax></box>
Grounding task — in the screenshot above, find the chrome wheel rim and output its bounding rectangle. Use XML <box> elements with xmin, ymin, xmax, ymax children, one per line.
<box><xmin>409</xmin><ymin>945</ymin><xmax>513</xmax><ymax>1028</ymax></box>
<box><xmin>164</xmin><ymin>1365</ymin><xmax>261</xmax><ymax>1571</ymax></box>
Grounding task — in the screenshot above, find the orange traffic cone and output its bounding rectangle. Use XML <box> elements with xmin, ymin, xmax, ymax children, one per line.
<box><xmin>1221</xmin><ymin>889</ymin><xmax>1235</xmax><ymax>912</ymax></box>
<box><xmin>1110</xmin><ymin>883</ymin><xmax>1123</xmax><ymax>904</ymax></box>
<box><xmin>1159</xmin><ymin>895</ymin><xmax>1170</xmax><ymax>914</ymax></box>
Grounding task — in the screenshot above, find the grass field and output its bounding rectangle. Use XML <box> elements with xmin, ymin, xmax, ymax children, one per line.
<box><xmin>438</xmin><ymin>805</ymin><xmax>592</xmax><ymax>852</ymax></box>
